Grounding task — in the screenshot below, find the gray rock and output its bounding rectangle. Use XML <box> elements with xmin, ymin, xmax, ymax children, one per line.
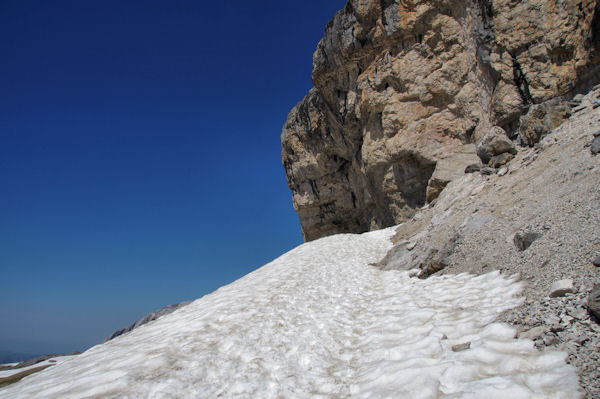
<box><xmin>464</xmin><ymin>163</ymin><xmax>481</xmax><ymax>173</ymax></box>
<box><xmin>588</xmin><ymin>285</ymin><xmax>600</xmax><ymax>320</ymax></box>
<box><xmin>477</xmin><ymin>126</ymin><xmax>517</xmax><ymax>164</ymax></box>
<box><xmin>544</xmin><ymin>334</ymin><xmax>558</xmax><ymax>346</ymax></box>
<box><xmin>567</xmin><ymin>307</ymin><xmax>589</xmax><ymax>321</ymax></box>
<box><xmin>519</xmin><ymin>326</ymin><xmax>547</xmax><ymax>340</ymax></box>
<box><xmin>480</xmin><ymin>167</ymin><xmax>495</xmax><ymax>175</ymax></box>
<box><xmin>572</xmin><ymin>104</ymin><xmax>587</xmax><ymax>113</ymax></box>
<box><xmin>550</xmin><ymin>279</ymin><xmax>575</xmax><ymax>298</ymax></box>
<box><xmin>490</xmin><ymin>152</ymin><xmax>514</xmax><ymax>168</ymax></box>
<box><xmin>591</xmin><ymin>137</ymin><xmax>600</xmax><ymax>155</ymax></box>
<box><xmin>592</xmin><ymin>255</ymin><xmax>600</xmax><ymax>267</ymax></box>
<box><xmin>518</xmin><ymin>97</ymin><xmax>571</xmax><ymax>146</ymax></box>
<box><xmin>513</xmin><ymin>230</ymin><xmax>542</xmax><ymax>251</ymax></box>
<box><xmin>569</xmin><ymin>94</ymin><xmax>584</xmax><ymax>106</ymax></box>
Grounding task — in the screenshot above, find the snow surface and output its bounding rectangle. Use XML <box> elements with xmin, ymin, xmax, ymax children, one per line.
<box><xmin>0</xmin><ymin>356</ymin><xmax>79</xmax><ymax>379</ymax></box>
<box><xmin>1</xmin><ymin>228</ymin><xmax>582</xmax><ymax>398</ymax></box>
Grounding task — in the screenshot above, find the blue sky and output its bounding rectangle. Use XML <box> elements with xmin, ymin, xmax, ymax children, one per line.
<box><xmin>0</xmin><ymin>0</ymin><xmax>347</xmax><ymax>355</ymax></box>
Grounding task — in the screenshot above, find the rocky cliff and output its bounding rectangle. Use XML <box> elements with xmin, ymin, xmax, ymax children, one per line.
<box><xmin>282</xmin><ymin>0</ymin><xmax>600</xmax><ymax>241</ymax></box>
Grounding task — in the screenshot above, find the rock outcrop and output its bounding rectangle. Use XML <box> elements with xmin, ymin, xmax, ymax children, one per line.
<box><xmin>282</xmin><ymin>0</ymin><xmax>600</xmax><ymax>241</ymax></box>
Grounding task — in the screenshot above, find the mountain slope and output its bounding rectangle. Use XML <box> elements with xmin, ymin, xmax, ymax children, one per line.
<box><xmin>0</xmin><ymin>228</ymin><xmax>582</xmax><ymax>398</ymax></box>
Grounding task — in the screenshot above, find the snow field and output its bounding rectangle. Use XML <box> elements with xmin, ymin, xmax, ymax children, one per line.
<box><xmin>1</xmin><ymin>227</ymin><xmax>582</xmax><ymax>398</ymax></box>
<box><xmin>0</xmin><ymin>356</ymin><xmax>78</xmax><ymax>379</ymax></box>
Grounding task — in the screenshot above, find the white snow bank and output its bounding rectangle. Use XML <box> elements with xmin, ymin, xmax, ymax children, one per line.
<box><xmin>0</xmin><ymin>227</ymin><xmax>582</xmax><ymax>398</ymax></box>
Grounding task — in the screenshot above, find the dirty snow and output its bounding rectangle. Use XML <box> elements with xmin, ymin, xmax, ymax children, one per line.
<box><xmin>0</xmin><ymin>228</ymin><xmax>582</xmax><ymax>398</ymax></box>
<box><xmin>0</xmin><ymin>355</ymin><xmax>78</xmax><ymax>379</ymax></box>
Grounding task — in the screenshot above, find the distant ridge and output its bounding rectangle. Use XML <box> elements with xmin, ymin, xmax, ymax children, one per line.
<box><xmin>0</xmin><ymin>351</ymin><xmax>40</xmax><ymax>365</ymax></box>
<box><xmin>103</xmin><ymin>301</ymin><xmax>191</xmax><ymax>343</ymax></box>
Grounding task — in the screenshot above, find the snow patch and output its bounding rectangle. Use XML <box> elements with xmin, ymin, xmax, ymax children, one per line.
<box><xmin>1</xmin><ymin>227</ymin><xmax>581</xmax><ymax>398</ymax></box>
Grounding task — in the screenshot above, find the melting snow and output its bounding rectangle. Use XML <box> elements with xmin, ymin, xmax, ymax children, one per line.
<box><xmin>0</xmin><ymin>356</ymin><xmax>78</xmax><ymax>379</ymax></box>
<box><xmin>1</xmin><ymin>228</ymin><xmax>582</xmax><ymax>398</ymax></box>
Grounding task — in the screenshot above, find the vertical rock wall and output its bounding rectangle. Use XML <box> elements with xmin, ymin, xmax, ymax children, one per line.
<box><xmin>282</xmin><ymin>0</ymin><xmax>600</xmax><ymax>241</ymax></box>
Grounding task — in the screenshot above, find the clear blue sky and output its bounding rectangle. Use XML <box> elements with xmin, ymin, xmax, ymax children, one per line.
<box><xmin>0</xmin><ymin>0</ymin><xmax>346</xmax><ymax>355</ymax></box>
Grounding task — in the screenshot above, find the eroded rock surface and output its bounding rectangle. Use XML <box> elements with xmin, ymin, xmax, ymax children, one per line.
<box><xmin>282</xmin><ymin>0</ymin><xmax>600</xmax><ymax>241</ymax></box>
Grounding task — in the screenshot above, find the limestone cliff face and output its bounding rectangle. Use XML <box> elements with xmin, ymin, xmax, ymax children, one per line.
<box><xmin>282</xmin><ymin>0</ymin><xmax>600</xmax><ymax>241</ymax></box>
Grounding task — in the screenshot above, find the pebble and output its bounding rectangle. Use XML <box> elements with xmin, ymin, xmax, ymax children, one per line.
<box><xmin>452</xmin><ymin>342</ymin><xmax>471</xmax><ymax>352</ymax></box>
<box><xmin>519</xmin><ymin>326</ymin><xmax>547</xmax><ymax>340</ymax></box>
<box><xmin>550</xmin><ymin>279</ymin><xmax>575</xmax><ymax>297</ymax></box>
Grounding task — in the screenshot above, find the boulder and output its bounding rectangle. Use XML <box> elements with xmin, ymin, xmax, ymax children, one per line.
<box><xmin>518</xmin><ymin>97</ymin><xmax>571</xmax><ymax>146</ymax></box>
<box><xmin>490</xmin><ymin>152</ymin><xmax>515</xmax><ymax>168</ymax></box>
<box><xmin>477</xmin><ymin>127</ymin><xmax>517</xmax><ymax>165</ymax></box>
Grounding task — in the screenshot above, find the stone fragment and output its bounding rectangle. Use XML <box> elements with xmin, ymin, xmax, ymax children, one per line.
<box><xmin>561</xmin><ymin>315</ymin><xmax>574</xmax><ymax>325</ymax></box>
<box><xmin>572</xmin><ymin>104</ymin><xmax>587</xmax><ymax>113</ymax></box>
<box><xmin>480</xmin><ymin>167</ymin><xmax>495</xmax><ymax>175</ymax></box>
<box><xmin>477</xmin><ymin>127</ymin><xmax>517</xmax><ymax>164</ymax></box>
<box><xmin>497</xmin><ymin>167</ymin><xmax>509</xmax><ymax>176</ymax></box>
<box><xmin>519</xmin><ymin>326</ymin><xmax>547</xmax><ymax>340</ymax></box>
<box><xmin>591</xmin><ymin>137</ymin><xmax>600</xmax><ymax>155</ymax></box>
<box><xmin>490</xmin><ymin>152</ymin><xmax>514</xmax><ymax>168</ymax></box>
<box><xmin>518</xmin><ymin>98</ymin><xmax>571</xmax><ymax>146</ymax></box>
<box><xmin>543</xmin><ymin>334</ymin><xmax>558</xmax><ymax>346</ymax></box>
<box><xmin>588</xmin><ymin>285</ymin><xmax>600</xmax><ymax>320</ymax></box>
<box><xmin>592</xmin><ymin>255</ymin><xmax>600</xmax><ymax>267</ymax></box>
<box><xmin>452</xmin><ymin>342</ymin><xmax>471</xmax><ymax>352</ymax></box>
<box><xmin>464</xmin><ymin>163</ymin><xmax>481</xmax><ymax>173</ymax></box>
<box><xmin>550</xmin><ymin>279</ymin><xmax>575</xmax><ymax>298</ymax></box>
<box><xmin>567</xmin><ymin>307</ymin><xmax>589</xmax><ymax>320</ymax></box>
<box><xmin>569</xmin><ymin>94</ymin><xmax>584</xmax><ymax>106</ymax></box>
<box><xmin>513</xmin><ymin>230</ymin><xmax>542</xmax><ymax>251</ymax></box>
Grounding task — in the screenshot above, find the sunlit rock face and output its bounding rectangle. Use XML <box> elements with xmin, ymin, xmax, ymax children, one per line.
<box><xmin>282</xmin><ymin>0</ymin><xmax>600</xmax><ymax>241</ymax></box>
